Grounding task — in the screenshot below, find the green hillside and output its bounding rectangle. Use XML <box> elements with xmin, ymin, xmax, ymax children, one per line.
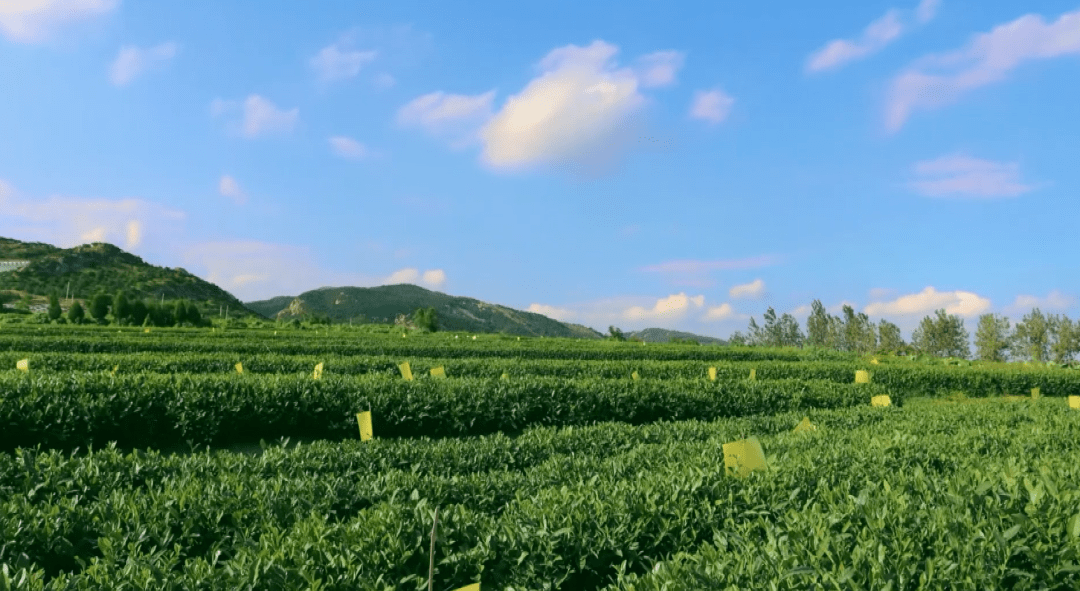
<box><xmin>628</xmin><ymin>327</ymin><xmax>728</xmax><ymax>345</ymax></box>
<box><xmin>245</xmin><ymin>284</ymin><xmax>604</xmax><ymax>338</ymax></box>
<box><xmin>0</xmin><ymin>237</ymin><xmax>261</xmax><ymax>318</ymax></box>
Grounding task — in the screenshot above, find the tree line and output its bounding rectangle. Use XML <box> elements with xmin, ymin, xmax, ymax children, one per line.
<box><xmin>46</xmin><ymin>290</ymin><xmax>209</xmax><ymax>328</ymax></box>
<box><xmin>731</xmin><ymin>299</ymin><xmax>1080</xmax><ymax>363</ymax></box>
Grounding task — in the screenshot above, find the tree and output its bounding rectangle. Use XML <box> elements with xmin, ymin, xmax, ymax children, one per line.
<box><xmin>130</xmin><ymin>300</ymin><xmax>148</xmax><ymax>326</ymax></box>
<box><xmin>89</xmin><ymin>293</ymin><xmax>111</xmax><ymax>323</ymax></box>
<box><xmin>806</xmin><ymin>300</ymin><xmax>830</xmax><ymax>348</ymax></box>
<box><xmin>413</xmin><ymin>307</ymin><xmax>439</xmax><ymax>332</ymax></box>
<box><xmin>912</xmin><ymin>309</ymin><xmax>970</xmax><ymax>358</ymax></box>
<box><xmin>877</xmin><ymin>320</ymin><xmax>905</xmax><ymax>353</ymax></box>
<box><xmin>186</xmin><ymin>302</ymin><xmax>203</xmax><ymax>327</ymax></box>
<box><xmin>777</xmin><ymin>313</ymin><xmax>804</xmax><ymax>348</ymax></box>
<box><xmin>67</xmin><ymin>301</ymin><xmax>85</xmax><ymax>324</ymax></box>
<box><xmin>606</xmin><ymin>325</ymin><xmax>625</xmax><ymax>341</ymax></box>
<box><xmin>1048</xmin><ymin>314</ymin><xmax>1079</xmax><ymax>364</ymax></box>
<box><xmin>974</xmin><ymin>314</ymin><xmax>1011</xmax><ymax>362</ymax></box>
<box><xmin>1012</xmin><ymin>308</ymin><xmax>1050</xmax><ymax>362</ymax></box>
<box><xmin>112</xmin><ymin>291</ymin><xmax>131</xmax><ymax>323</ymax></box>
<box><xmin>746</xmin><ymin>317</ymin><xmax>764</xmax><ymax>346</ymax></box>
<box><xmin>171</xmin><ymin>301</ymin><xmax>187</xmax><ymax>326</ymax></box>
<box><xmin>48</xmin><ymin>292</ymin><xmax>62</xmax><ymax>321</ymax></box>
<box><xmin>0</xmin><ymin>291</ymin><xmax>16</xmax><ymax>310</ymax></box>
<box><xmin>728</xmin><ymin>331</ymin><xmax>748</xmax><ymax>346</ymax></box>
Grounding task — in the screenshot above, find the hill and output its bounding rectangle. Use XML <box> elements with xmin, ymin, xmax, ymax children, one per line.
<box><xmin>628</xmin><ymin>327</ymin><xmax>727</xmax><ymax>345</ymax></box>
<box><xmin>0</xmin><ymin>237</ymin><xmax>261</xmax><ymax>318</ymax></box>
<box><xmin>245</xmin><ymin>284</ymin><xmax>605</xmax><ymax>339</ymax></box>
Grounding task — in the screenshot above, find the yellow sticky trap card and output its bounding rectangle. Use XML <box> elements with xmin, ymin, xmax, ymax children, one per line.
<box><xmin>793</xmin><ymin>416</ymin><xmax>817</xmax><ymax>433</ymax></box>
<box><xmin>631</xmin><ymin>371</ymin><xmax>640</xmax><ymax>381</ymax></box>
<box><xmin>313</xmin><ymin>362</ymin><xmax>323</xmax><ymax>380</ymax></box>
<box><xmin>1068</xmin><ymin>395</ymin><xmax>1080</xmax><ymax>409</ymax></box>
<box><xmin>1031</xmin><ymin>387</ymin><xmax>1041</xmax><ymax>400</ymax></box>
<box><xmin>855</xmin><ymin>370</ymin><xmax>870</xmax><ymax>384</ymax></box>
<box><xmin>16</xmin><ymin>358</ymin><xmax>29</xmax><ymax>371</ymax></box>
<box><xmin>430</xmin><ymin>366</ymin><xmax>446</xmax><ymax>378</ymax></box>
<box><xmin>749</xmin><ymin>369</ymin><xmax>756</xmax><ymax>380</ymax></box>
<box><xmin>111</xmin><ymin>365</ymin><xmax>119</xmax><ymax>375</ymax></box>
<box><xmin>356</xmin><ymin>411</ymin><xmax>372</xmax><ymax>441</ymax></box>
<box><xmin>398</xmin><ymin>362</ymin><xmax>413</xmax><ymax>381</ymax></box>
<box><xmin>235</xmin><ymin>362</ymin><xmax>243</xmax><ymax>374</ymax></box>
<box><xmin>723</xmin><ymin>437</ymin><xmax>767</xmax><ymax>478</ymax></box>
<box><xmin>453</xmin><ymin>584</ymin><xmax>480</xmax><ymax>591</ymax></box>
<box><xmin>871</xmin><ymin>394</ymin><xmax>891</xmax><ymax>407</ymax></box>
<box><xmin>870</xmin><ymin>357</ymin><xmax>879</xmax><ymax>365</ymax></box>
<box><xmin>144</xmin><ymin>328</ymin><xmax>150</xmax><ymax>333</ymax></box>
<box><xmin>501</xmin><ymin>372</ymin><xmax>509</xmax><ymax>379</ymax></box>
<box><xmin>708</xmin><ymin>367</ymin><xmax>717</xmax><ymax>381</ymax></box>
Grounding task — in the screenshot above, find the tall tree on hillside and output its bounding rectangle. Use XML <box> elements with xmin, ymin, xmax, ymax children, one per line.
<box><xmin>414</xmin><ymin>307</ymin><xmax>439</xmax><ymax>333</ymax></box>
<box><xmin>912</xmin><ymin>309</ymin><xmax>970</xmax><ymax>358</ymax></box>
<box><xmin>112</xmin><ymin>291</ymin><xmax>131</xmax><ymax>324</ymax></box>
<box><xmin>47</xmin><ymin>292</ymin><xmax>62</xmax><ymax>321</ymax></box>
<box><xmin>1048</xmin><ymin>314</ymin><xmax>1079</xmax><ymax>364</ymax></box>
<box><xmin>1012</xmin><ymin>308</ymin><xmax>1050</xmax><ymax>362</ymax></box>
<box><xmin>974</xmin><ymin>313</ymin><xmax>1011</xmax><ymax>362</ymax></box>
<box><xmin>877</xmin><ymin>320</ymin><xmax>905</xmax><ymax>353</ymax></box>
<box><xmin>130</xmin><ymin>300</ymin><xmax>148</xmax><ymax>326</ymax></box>
<box><xmin>67</xmin><ymin>301</ymin><xmax>85</xmax><ymax>324</ymax></box>
<box><xmin>89</xmin><ymin>293</ymin><xmax>111</xmax><ymax>323</ymax></box>
<box><xmin>806</xmin><ymin>300</ymin><xmax>830</xmax><ymax>348</ymax></box>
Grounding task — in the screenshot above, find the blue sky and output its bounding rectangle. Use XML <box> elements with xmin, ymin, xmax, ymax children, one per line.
<box><xmin>1</xmin><ymin>0</ymin><xmax>1078</xmax><ymax>339</ymax></box>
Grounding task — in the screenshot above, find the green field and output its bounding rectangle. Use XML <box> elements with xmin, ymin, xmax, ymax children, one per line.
<box><xmin>2</xmin><ymin>325</ymin><xmax>1079</xmax><ymax>590</ymax></box>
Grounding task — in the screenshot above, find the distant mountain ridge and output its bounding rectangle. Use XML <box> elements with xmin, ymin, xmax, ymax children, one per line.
<box><xmin>245</xmin><ymin>284</ymin><xmax>605</xmax><ymax>339</ymax></box>
<box><xmin>628</xmin><ymin>327</ymin><xmax>727</xmax><ymax>345</ymax></box>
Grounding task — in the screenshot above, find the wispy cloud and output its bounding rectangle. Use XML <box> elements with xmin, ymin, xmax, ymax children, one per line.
<box><xmin>863</xmin><ymin>286</ymin><xmax>991</xmax><ymax>317</ymax></box>
<box><xmin>397</xmin><ymin>90</ymin><xmax>497</xmax><ymax>149</ymax></box>
<box><xmin>886</xmin><ymin>8</ymin><xmax>1080</xmax><ymax>132</ymax></box>
<box><xmin>641</xmin><ymin>256</ymin><xmax>778</xmax><ymax>274</ymax></box>
<box><xmin>1006</xmin><ymin>290</ymin><xmax>1076</xmax><ymax>314</ymax></box>
<box><xmin>688</xmin><ymin>89</ymin><xmax>735</xmax><ymax>125</ymax></box>
<box><xmin>634</xmin><ymin>50</ymin><xmax>685</xmax><ymax>87</ymax></box>
<box><xmin>218</xmin><ymin>175</ymin><xmax>245</xmax><ymax>205</ymax></box>
<box><xmin>910</xmin><ymin>154</ymin><xmax>1035</xmax><ymax>197</ymax></box>
<box><xmin>0</xmin><ymin>0</ymin><xmax>117</xmax><ymax>43</ymax></box>
<box><xmin>806</xmin><ymin>0</ymin><xmax>940</xmax><ymax>73</ymax></box>
<box><xmin>211</xmin><ymin>95</ymin><xmax>299</xmax><ymax>138</ymax></box>
<box><xmin>109</xmin><ymin>42</ymin><xmax>178</xmax><ymax>86</ymax></box>
<box><xmin>729</xmin><ymin>279</ymin><xmax>765</xmax><ymax>299</ymax></box>
<box><xmin>328</xmin><ymin>136</ymin><xmax>375</xmax><ymax>160</ymax></box>
<box><xmin>310</xmin><ymin>36</ymin><xmax>377</xmax><ymax>82</ymax></box>
<box><xmin>528</xmin><ymin>303</ymin><xmax>576</xmax><ymax>322</ymax></box>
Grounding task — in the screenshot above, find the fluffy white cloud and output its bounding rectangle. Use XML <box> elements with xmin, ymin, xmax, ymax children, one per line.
<box><xmin>729</xmin><ymin>279</ymin><xmax>765</xmax><ymax>299</ymax></box>
<box><xmin>109</xmin><ymin>42</ymin><xmax>178</xmax><ymax>86</ymax></box>
<box><xmin>623</xmin><ymin>293</ymin><xmax>705</xmax><ymax>322</ymax></box>
<box><xmin>703</xmin><ymin>302</ymin><xmax>736</xmax><ymax>321</ymax></box>
<box><xmin>328</xmin><ymin>136</ymin><xmax>372</xmax><ymax>160</ymax></box>
<box><xmin>397</xmin><ymin>91</ymin><xmax>497</xmax><ymax>149</ymax></box>
<box><xmin>310</xmin><ymin>41</ymin><xmax>377</xmax><ymax>82</ymax></box>
<box><xmin>689</xmin><ymin>89</ymin><xmax>735</xmax><ymax>124</ymax></box>
<box><xmin>0</xmin><ymin>179</ymin><xmax>183</xmax><ymax>252</ymax></box>
<box><xmin>477</xmin><ymin>40</ymin><xmax>683</xmax><ymax>175</ymax></box>
<box><xmin>528</xmin><ymin>303</ymin><xmax>575</xmax><ymax>322</ymax></box>
<box><xmin>218</xmin><ymin>175</ymin><xmax>245</xmax><ymax>204</ymax></box>
<box><xmin>863</xmin><ymin>286</ymin><xmax>991</xmax><ymax>317</ymax></box>
<box><xmin>910</xmin><ymin>154</ymin><xmax>1035</xmax><ymax>197</ymax></box>
<box><xmin>1007</xmin><ymin>290</ymin><xmax>1076</xmax><ymax>313</ymax></box>
<box><xmin>807</xmin><ymin>9</ymin><xmax>905</xmax><ymax>73</ymax></box>
<box><xmin>421</xmin><ymin>269</ymin><xmax>446</xmax><ymax>288</ymax></box>
<box><xmin>886</xmin><ymin>8</ymin><xmax>1080</xmax><ymax>132</ymax></box>
<box><xmin>0</xmin><ymin>0</ymin><xmax>117</xmax><ymax>43</ymax></box>
<box><xmin>634</xmin><ymin>50</ymin><xmax>685</xmax><ymax>87</ymax></box>
<box><xmin>211</xmin><ymin>95</ymin><xmax>298</xmax><ymax>138</ymax></box>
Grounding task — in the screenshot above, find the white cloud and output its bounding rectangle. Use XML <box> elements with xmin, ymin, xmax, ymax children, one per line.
<box><xmin>729</xmin><ymin>279</ymin><xmax>765</xmax><ymax>299</ymax></box>
<box><xmin>0</xmin><ymin>179</ymin><xmax>184</xmax><ymax>253</ymax></box>
<box><xmin>242</xmin><ymin>95</ymin><xmax>298</xmax><ymax>137</ymax></box>
<box><xmin>328</xmin><ymin>136</ymin><xmax>372</xmax><ymax>160</ymax></box>
<box><xmin>703</xmin><ymin>302</ymin><xmax>737</xmax><ymax>321</ymax></box>
<box><xmin>109</xmin><ymin>42</ymin><xmax>178</xmax><ymax>86</ymax></box>
<box><xmin>384</xmin><ymin>268</ymin><xmax>418</xmax><ymax>284</ymax></box>
<box><xmin>916</xmin><ymin>0</ymin><xmax>940</xmax><ymax>24</ymax></box>
<box><xmin>1007</xmin><ymin>290</ymin><xmax>1076</xmax><ymax>314</ymax></box>
<box><xmin>790</xmin><ymin>304</ymin><xmax>813</xmax><ymax>317</ymax></box>
<box><xmin>886</xmin><ymin>8</ymin><xmax>1080</xmax><ymax>132</ymax></box>
<box><xmin>528</xmin><ymin>303</ymin><xmax>575</xmax><ymax>322</ymax></box>
<box><xmin>397</xmin><ymin>90</ymin><xmax>497</xmax><ymax>149</ymax></box>
<box><xmin>689</xmin><ymin>89</ymin><xmax>735</xmax><ymax>124</ymax></box>
<box><xmin>310</xmin><ymin>41</ymin><xmax>377</xmax><ymax>82</ymax></box>
<box><xmin>218</xmin><ymin>175</ymin><xmax>245</xmax><ymax>204</ymax></box>
<box><xmin>807</xmin><ymin>9</ymin><xmax>905</xmax><ymax>72</ymax></box>
<box><xmin>634</xmin><ymin>50</ymin><xmax>685</xmax><ymax>87</ymax></box>
<box><xmin>623</xmin><ymin>293</ymin><xmax>705</xmax><ymax>322</ymax></box>
<box><xmin>863</xmin><ymin>286</ymin><xmax>991</xmax><ymax>318</ymax></box>
<box><xmin>421</xmin><ymin>269</ymin><xmax>446</xmax><ymax>288</ymax></box>
<box><xmin>642</xmin><ymin>256</ymin><xmax>778</xmax><ymax>274</ymax></box>
<box><xmin>477</xmin><ymin>40</ymin><xmax>681</xmax><ymax>176</ymax></box>
<box><xmin>910</xmin><ymin>154</ymin><xmax>1035</xmax><ymax>197</ymax></box>
<box><xmin>0</xmin><ymin>0</ymin><xmax>117</xmax><ymax>43</ymax></box>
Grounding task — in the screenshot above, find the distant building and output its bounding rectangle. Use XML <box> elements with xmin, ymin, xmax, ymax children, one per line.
<box><xmin>0</xmin><ymin>261</ymin><xmax>30</xmax><ymax>273</ymax></box>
